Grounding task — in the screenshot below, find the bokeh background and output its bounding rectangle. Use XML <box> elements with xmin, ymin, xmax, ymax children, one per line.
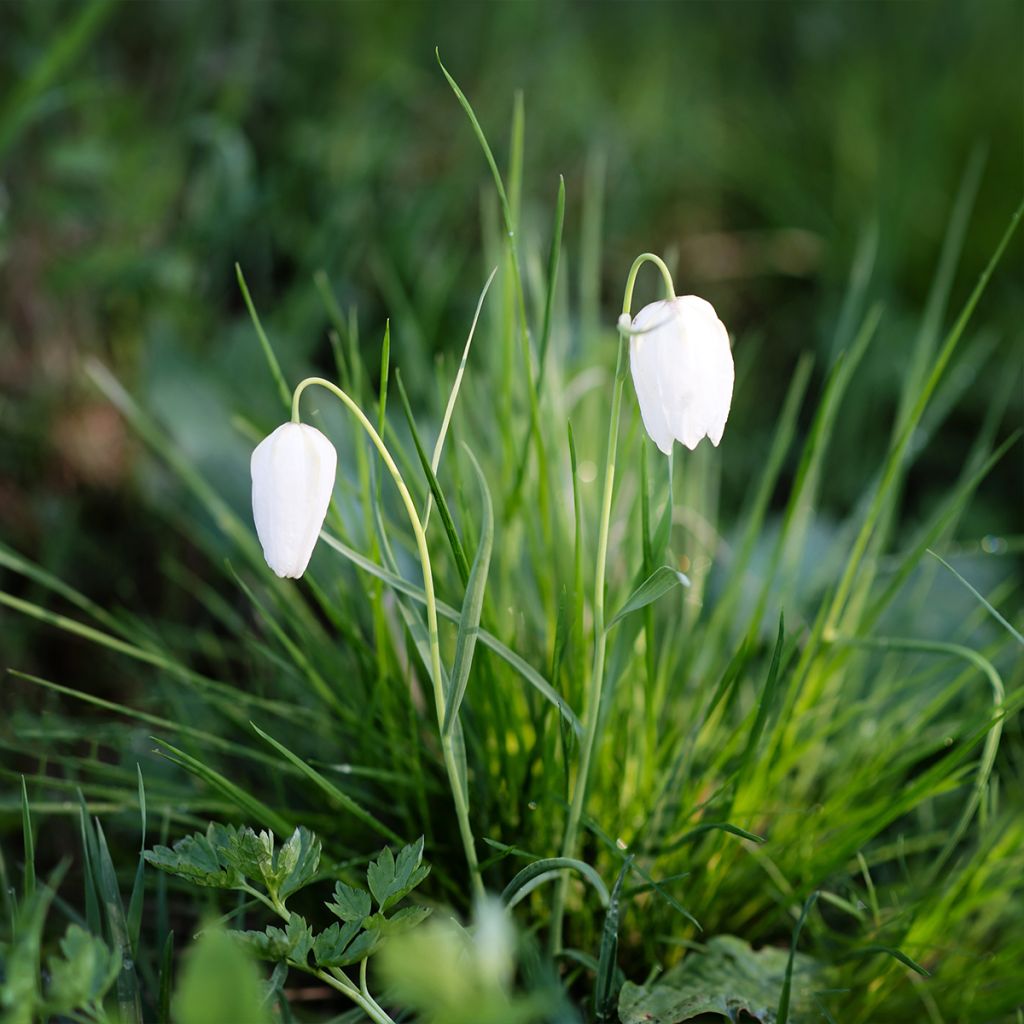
<box><xmin>1</xmin><ymin>1</ymin><xmax>1021</xmax><ymax>787</ymax></box>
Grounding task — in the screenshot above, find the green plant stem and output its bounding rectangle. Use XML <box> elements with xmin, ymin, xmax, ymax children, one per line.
<box><xmin>292</xmin><ymin>377</ymin><xmax>485</xmax><ymax>903</ymax></box>
<box><xmin>549</xmin><ymin>254</ymin><xmax>675</xmax><ymax>953</ymax></box>
<box><xmin>317</xmin><ymin>968</ymin><xmax>396</xmax><ymax>1024</ymax></box>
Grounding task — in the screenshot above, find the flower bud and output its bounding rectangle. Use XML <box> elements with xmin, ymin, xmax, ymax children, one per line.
<box><xmin>250</xmin><ymin>423</ymin><xmax>337</xmax><ymax>578</ymax></box>
<box><xmin>628</xmin><ymin>296</ymin><xmax>734</xmax><ymax>454</ymax></box>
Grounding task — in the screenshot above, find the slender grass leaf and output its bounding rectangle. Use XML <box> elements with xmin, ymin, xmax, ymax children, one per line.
<box><xmin>607</xmin><ymin>566</ymin><xmax>690</xmax><ymax>631</ymax></box>
<box><xmin>443</xmin><ymin>448</ymin><xmax>494</xmax><ymax>737</ymax></box>
<box><xmin>250</xmin><ymin>723</ymin><xmax>402</xmax><ymax>844</ymax></box>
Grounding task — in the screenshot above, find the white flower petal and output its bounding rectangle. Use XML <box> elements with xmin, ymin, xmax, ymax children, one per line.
<box><xmin>629</xmin><ymin>295</ymin><xmax>734</xmax><ymax>453</ymax></box>
<box><xmin>251</xmin><ymin>423</ymin><xmax>337</xmax><ymax>578</ymax></box>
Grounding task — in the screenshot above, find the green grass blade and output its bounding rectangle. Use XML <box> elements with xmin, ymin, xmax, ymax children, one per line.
<box><xmin>394</xmin><ymin>369</ymin><xmax>471</xmax><ymax>584</ymax></box>
<box><xmin>250</xmin><ymin>723</ymin><xmax>403</xmax><ymax>844</ymax></box>
<box><xmin>158</xmin><ymin>931</ymin><xmax>175</xmax><ymax>1024</ymax></box>
<box><xmin>236</xmin><ymin>262</ymin><xmax>292</xmax><ymax>411</ymax></box>
<box><xmin>500</xmin><ymin>857</ymin><xmax>610</xmax><ymax>910</ymax></box>
<box><xmin>94</xmin><ymin>820</ymin><xmax>143</xmax><ymax>1024</ymax></box>
<box><xmin>442</xmin><ymin>448</ymin><xmax>495</xmax><ymax>737</ymax></box>
<box><xmin>152</xmin><ymin>738</ymin><xmax>293</xmax><ymax>838</ymax></box>
<box><xmin>827</xmin><ymin>199</ymin><xmax>1024</xmax><ymax>634</ymax></box>
<box><xmin>424</xmin><ymin>267</ymin><xmax>497</xmax><ymax>530</ymax></box>
<box><xmin>607</xmin><ymin>567</ymin><xmax>690</xmax><ymax>631</ymax></box>
<box><xmin>319</xmin><ymin>532</ymin><xmax>582</xmax><ymax>735</ymax></box>
<box><xmin>126</xmin><ymin>765</ymin><xmax>147</xmax><ymax>955</ymax></box>
<box><xmin>536</xmin><ymin>175</ymin><xmax>566</xmax><ymax>393</ymax></box>
<box><xmin>777</xmin><ymin>890</ymin><xmax>818</xmax><ymax>1024</ymax></box>
<box><xmin>928</xmin><ymin>550</ymin><xmax>1024</xmax><ymax>645</ymax></box>
<box><xmin>594</xmin><ymin>857</ymin><xmax>631</xmax><ymax>1022</ymax></box>
<box><xmin>20</xmin><ymin>778</ymin><xmax>34</xmax><ymax>901</ymax></box>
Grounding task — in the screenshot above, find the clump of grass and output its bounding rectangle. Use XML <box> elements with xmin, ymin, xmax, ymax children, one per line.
<box><xmin>2</xmin><ymin>59</ymin><xmax>1022</xmax><ymax>1024</ymax></box>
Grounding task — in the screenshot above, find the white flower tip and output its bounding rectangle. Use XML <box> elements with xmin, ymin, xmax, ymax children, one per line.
<box><xmin>628</xmin><ymin>293</ymin><xmax>734</xmax><ymax>454</ymax></box>
<box><xmin>251</xmin><ymin>422</ymin><xmax>338</xmax><ymax>580</ymax></box>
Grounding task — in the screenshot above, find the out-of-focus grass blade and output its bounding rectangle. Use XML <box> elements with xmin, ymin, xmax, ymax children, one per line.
<box><xmin>86</xmin><ymin>359</ymin><xmax>264</xmax><ymax>568</ymax></box>
<box><xmin>500</xmin><ymin>857</ymin><xmax>609</xmax><ymax>910</ymax></box>
<box><xmin>863</xmin><ymin>430</ymin><xmax>1019</xmax><ymax>632</ymax></box>
<box><xmin>236</xmin><ymin>262</ymin><xmax>292</xmax><ymax>411</ymax></box>
<box><xmin>152</xmin><ymin>738</ymin><xmax>292</xmax><ymax>837</ymax></box>
<box><xmin>228</xmin><ymin>565</ymin><xmax>348</xmax><ymax>719</ymax></box>
<box><xmin>827</xmin><ymin>199</ymin><xmax>1024</xmax><ymax>634</ymax></box>
<box><xmin>0</xmin><ymin>590</ymin><xmax>308</xmax><ymax>721</ymax></box>
<box><xmin>394</xmin><ymin>369</ymin><xmax>470</xmax><ymax>584</ymax></box>
<box><xmin>20</xmin><ymin>778</ymin><xmax>34</xmax><ymax>901</ymax></box>
<box><xmin>0</xmin><ymin>0</ymin><xmax>115</xmax><ymax>159</ymax></box>
<box><xmin>250</xmin><ymin>723</ymin><xmax>403</xmax><ymax>844</ymax></box>
<box><xmin>607</xmin><ymin>566</ymin><xmax>690</xmax><ymax>631</ymax></box>
<box><xmin>320</xmin><ymin>532</ymin><xmax>582</xmax><ymax>736</ymax></box>
<box><xmin>777</xmin><ymin>890</ymin><xmax>818</xmax><ymax>1024</ymax></box>
<box><xmin>737</xmin><ymin>615</ymin><xmax>786</xmax><ymax>776</ymax></box>
<box><xmin>159</xmin><ymin>931</ymin><xmax>175</xmax><ymax>1024</ymax></box>
<box><xmin>928</xmin><ymin>550</ymin><xmax>1024</xmax><ymax>645</ymax></box>
<box><xmin>536</xmin><ymin>175</ymin><xmax>565</xmax><ymax>393</ymax></box>
<box><xmin>436</xmin><ymin>49</ymin><xmax>513</xmax><ymax>231</ymax></box>
<box><xmin>443</xmin><ymin>448</ymin><xmax>494</xmax><ymax>737</ymax></box>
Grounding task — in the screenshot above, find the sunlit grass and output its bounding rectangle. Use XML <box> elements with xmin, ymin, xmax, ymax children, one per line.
<box><xmin>2</xmin><ymin>50</ymin><xmax>1023</xmax><ymax>1024</ymax></box>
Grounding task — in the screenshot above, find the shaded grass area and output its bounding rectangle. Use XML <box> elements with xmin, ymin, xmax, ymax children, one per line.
<box><xmin>1</xmin><ymin>3</ymin><xmax>1023</xmax><ymax>1022</ymax></box>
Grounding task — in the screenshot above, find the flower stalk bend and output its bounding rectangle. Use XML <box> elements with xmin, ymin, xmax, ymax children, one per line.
<box><xmin>290</xmin><ymin>377</ymin><xmax>485</xmax><ymax>904</ymax></box>
<box><xmin>549</xmin><ymin>255</ymin><xmax>677</xmax><ymax>952</ymax></box>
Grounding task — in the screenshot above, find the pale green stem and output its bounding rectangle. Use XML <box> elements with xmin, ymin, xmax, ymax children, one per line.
<box><xmin>292</xmin><ymin>377</ymin><xmax>484</xmax><ymax>903</ymax></box>
<box><xmin>317</xmin><ymin>968</ymin><xmax>396</xmax><ymax>1024</ymax></box>
<box><xmin>549</xmin><ymin>254</ymin><xmax>676</xmax><ymax>953</ymax></box>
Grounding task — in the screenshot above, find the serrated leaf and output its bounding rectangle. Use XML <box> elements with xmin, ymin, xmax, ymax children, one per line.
<box><xmin>277</xmin><ymin>827</ymin><xmax>321</xmax><ymax>898</ymax></box>
<box><xmin>367</xmin><ymin>845</ymin><xmax>396</xmax><ymax>909</ymax></box>
<box><xmin>231</xmin><ymin>914</ymin><xmax>313</xmax><ymax>966</ymax></box>
<box><xmin>313</xmin><ymin>920</ymin><xmax>363</xmax><ymax>966</ymax></box>
<box><xmin>618</xmin><ymin>935</ymin><xmax>823</xmax><ymax>1024</ymax></box>
<box><xmin>44</xmin><ymin>925</ymin><xmax>120</xmax><ymax>1013</ymax></box>
<box><xmin>329</xmin><ymin>881</ymin><xmax>372</xmax><ymax>923</ymax></box>
<box><xmin>144</xmin><ymin>831</ymin><xmax>242</xmax><ymax>890</ymax></box>
<box><xmin>367</xmin><ymin>839</ymin><xmax>430</xmax><ymax>912</ymax></box>
<box><xmin>328</xmin><ymin>927</ymin><xmax>383</xmax><ymax>968</ymax></box>
<box><xmin>365</xmin><ymin>905</ymin><xmax>432</xmax><ymax>936</ymax></box>
<box><xmin>220</xmin><ymin>828</ymin><xmax>273</xmax><ymax>883</ymax></box>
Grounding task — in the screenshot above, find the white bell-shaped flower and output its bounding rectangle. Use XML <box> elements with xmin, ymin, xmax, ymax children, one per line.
<box><xmin>250</xmin><ymin>422</ymin><xmax>337</xmax><ymax>579</ymax></box>
<box><xmin>628</xmin><ymin>296</ymin><xmax>734</xmax><ymax>454</ymax></box>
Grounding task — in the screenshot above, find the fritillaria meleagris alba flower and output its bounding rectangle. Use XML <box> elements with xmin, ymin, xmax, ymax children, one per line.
<box><xmin>628</xmin><ymin>296</ymin><xmax>734</xmax><ymax>454</ymax></box>
<box><xmin>251</xmin><ymin>422</ymin><xmax>337</xmax><ymax>578</ymax></box>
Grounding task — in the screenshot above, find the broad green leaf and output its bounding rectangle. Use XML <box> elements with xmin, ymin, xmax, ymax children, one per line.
<box><xmin>144</xmin><ymin>827</ymin><xmax>243</xmax><ymax>890</ymax></box>
<box><xmin>312</xmin><ymin>920</ymin><xmax>363</xmax><ymax>966</ymax></box>
<box><xmin>326</xmin><ymin>927</ymin><xmax>383</xmax><ymax>968</ymax></box>
<box><xmin>328</xmin><ymin>881</ymin><xmax>372</xmax><ymax>923</ymax></box>
<box><xmin>276</xmin><ymin>827</ymin><xmax>322</xmax><ymax>899</ymax></box>
<box><xmin>607</xmin><ymin>566</ymin><xmax>690</xmax><ymax>631</ymax></box>
<box><xmin>618</xmin><ymin>936</ymin><xmax>824</xmax><ymax>1024</ymax></box>
<box><xmin>231</xmin><ymin>914</ymin><xmax>313</xmax><ymax>966</ymax></box>
<box><xmin>365</xmin><ymin>904</ymin><xmax>432</xmax><ymax>936</ymax></box>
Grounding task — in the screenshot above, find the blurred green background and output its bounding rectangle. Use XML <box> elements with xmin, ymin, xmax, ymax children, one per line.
<box><xmin>1</xmin><ymin>1</ymin><xmax>1020</xmax><ymax>749</ymax></box>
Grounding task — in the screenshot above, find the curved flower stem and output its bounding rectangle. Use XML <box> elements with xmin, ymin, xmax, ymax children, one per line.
<box><xmin>293</xmin><ymin>377</ymin><xmax>484</xmax><ymax>903</ymax></box>
<box><xmin>316</xmin><ymin>968</ymin><xmax>396</xmax><ymax>1024</ymax></box>
<box><xmin>549</xmin><ymin>254</ymin><xmax>676</xmax><ymax>954</ymax></box>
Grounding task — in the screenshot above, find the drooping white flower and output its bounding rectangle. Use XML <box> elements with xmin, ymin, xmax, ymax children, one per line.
<box><xmin>627</xmin><ymin>296</ymin><xmax>734</xmax><ymax>454</ymax></box>
<box><xmin>250</xmin><ymin>422</ymin><xmax>337</xmax><ymax>579</ymax></box>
